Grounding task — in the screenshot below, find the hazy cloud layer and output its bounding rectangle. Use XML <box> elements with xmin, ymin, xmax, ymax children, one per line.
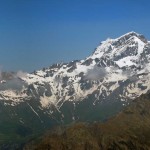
<box><xmin>0</xmin><ymin>78</ymin><xmax>27</xmax><ymax>91</ymax></box>
<box><xmin>16</xmin><ymin>70</ymin><xmax>27</xmax><ymax>78</ymax></box>
<box><xmin>0</xmin><ymin>70</ymin><xmax>28</xmax><ymax>91</ymax></box>
<box><xmin>84</xmin><ymin>66</ymin><xmax>107</xmax><ymax>80</ymax></box>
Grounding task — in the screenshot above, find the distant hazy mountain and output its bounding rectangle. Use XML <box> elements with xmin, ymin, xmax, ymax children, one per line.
<box><xmin>1</xmin><ymin>31</ymin><xmax>150</xmax><ymax>146</ymax></box>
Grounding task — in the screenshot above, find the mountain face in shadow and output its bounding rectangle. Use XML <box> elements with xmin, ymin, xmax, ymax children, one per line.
<box><xmin>25</xmin><ymin>93</ymin><xmax>150</xmax><ymax>150</ymax></box>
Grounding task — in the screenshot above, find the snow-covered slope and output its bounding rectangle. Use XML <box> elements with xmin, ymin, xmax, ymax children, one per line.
<box><xmin>1</xmin><ymin>31</ymin><xmax>150</xmax><ymax>115</ymax></box>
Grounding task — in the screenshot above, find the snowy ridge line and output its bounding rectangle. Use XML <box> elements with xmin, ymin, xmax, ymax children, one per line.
<box><xmin>0</xmin><ymin>32</ymin><xmax>150</xmax><ymax>109</ymax></box>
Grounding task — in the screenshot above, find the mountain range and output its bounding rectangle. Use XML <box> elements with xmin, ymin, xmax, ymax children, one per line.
<box><xmin>0</xmin><ymin>31</ymin><xmax>150</xmax><ymax>147</ymax></box>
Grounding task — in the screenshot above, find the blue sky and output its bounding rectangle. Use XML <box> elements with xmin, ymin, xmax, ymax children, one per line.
<box><xmin>0</xmin><ymin>0</ymin><xmax>150</xmax><ymax>72</ymax></box>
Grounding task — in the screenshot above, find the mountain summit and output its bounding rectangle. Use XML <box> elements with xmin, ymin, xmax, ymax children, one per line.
<box><xmin>0</xmin><ymin>32</ymin><xmax>150</xmax><ymax>144</ymax></box>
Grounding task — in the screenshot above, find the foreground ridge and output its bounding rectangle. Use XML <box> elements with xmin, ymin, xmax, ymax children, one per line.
<box><xmin>25</xmin><ymin>93</ymin><xmax>150</xmax><ymax>150</ymax></box>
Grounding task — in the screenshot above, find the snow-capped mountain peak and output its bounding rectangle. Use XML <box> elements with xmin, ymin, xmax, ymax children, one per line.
<box><xmin>88</xmin><ymin>32</ymin><xmax>149</xmax><ymax>69</ymax></box>
<box><xmin>1</xmin><ymin>32</ymin><xmax>150</xmax><ymax>113</ymax></box>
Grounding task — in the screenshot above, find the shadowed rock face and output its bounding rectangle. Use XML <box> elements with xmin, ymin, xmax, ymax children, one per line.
<box><xmin>24</xmin><ymin>93</ymin><xmax>150</xmax><ymax>150</ymax></box>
